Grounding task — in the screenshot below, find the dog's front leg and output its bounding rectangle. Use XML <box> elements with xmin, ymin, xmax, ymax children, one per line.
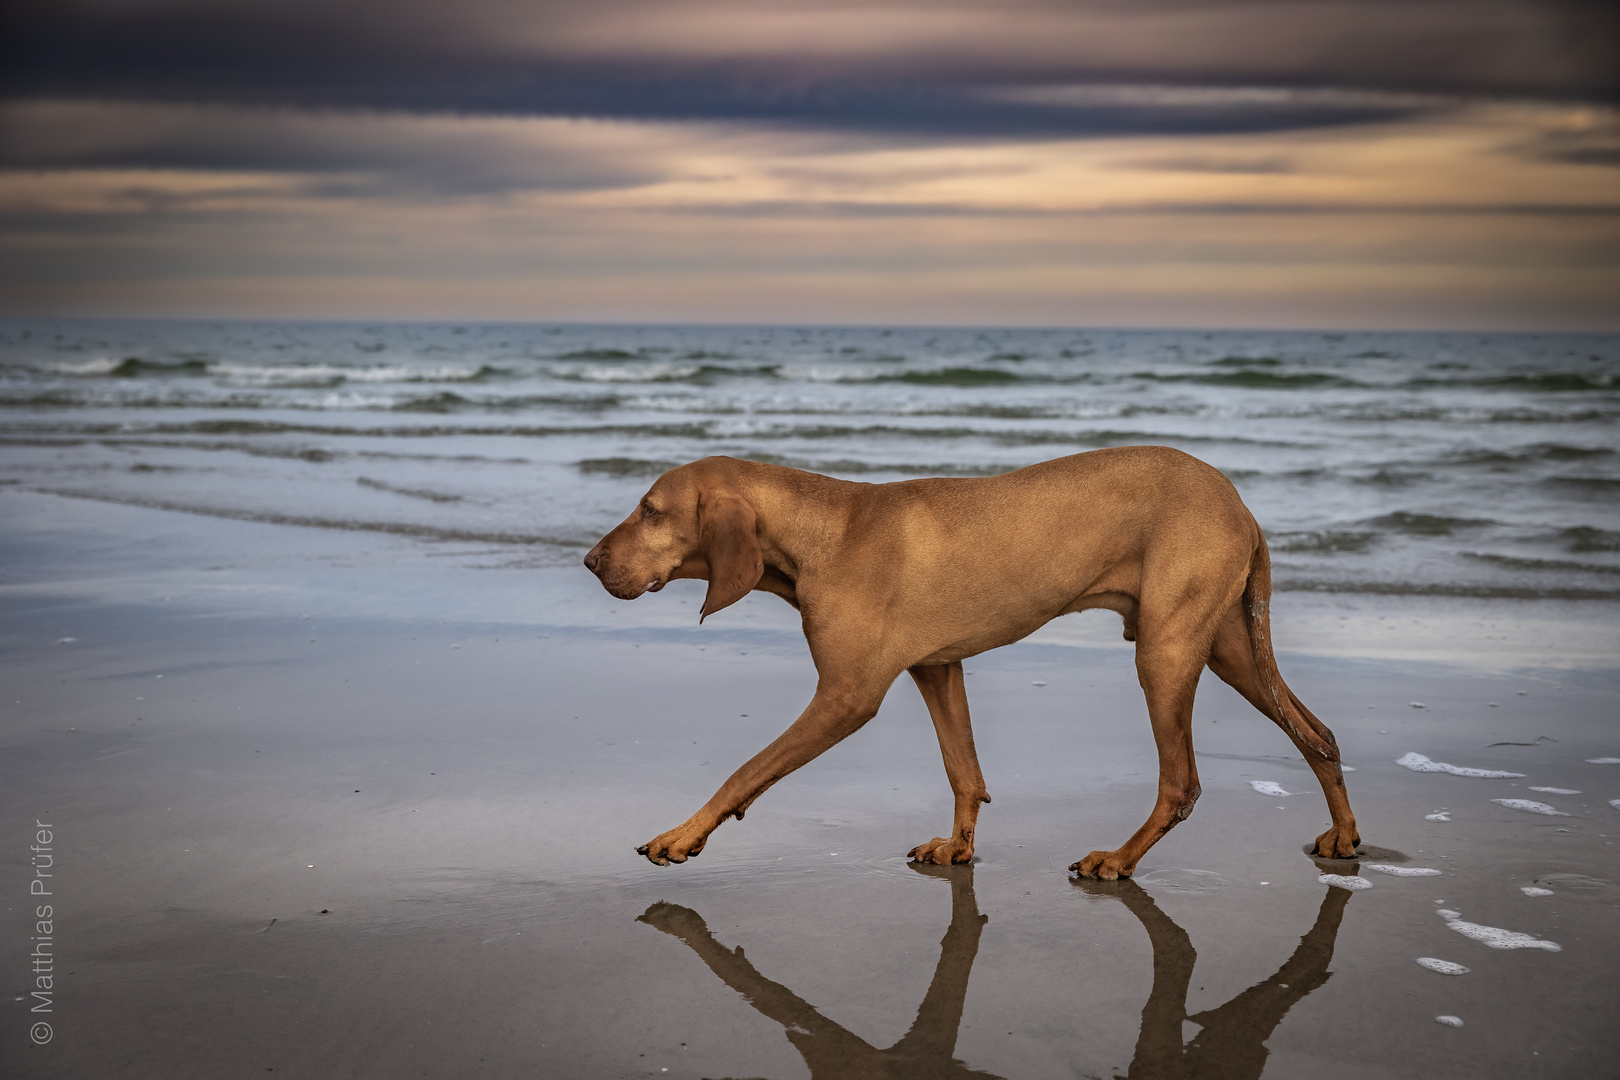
<box><xmin>906</xmin><ymin>662</ymin><xmax>990</xmax><ymax>865</ymax></box>
<box><xmin>637</xmin><ymin>679</ymin><xmax>888</xmax><ymax>865</ymax></box>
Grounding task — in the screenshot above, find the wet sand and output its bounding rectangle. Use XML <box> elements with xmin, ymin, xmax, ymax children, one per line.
<box><xmin>3</xmin><ymin>488</ymin><xmax>1618</xmax><ymax>1078</ymax></box>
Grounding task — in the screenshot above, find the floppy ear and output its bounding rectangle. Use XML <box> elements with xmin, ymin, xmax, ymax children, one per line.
<box><xmin>698</xmin><ymin>491</ymin><xmax>764</xmax><ymax>622</ymax></box>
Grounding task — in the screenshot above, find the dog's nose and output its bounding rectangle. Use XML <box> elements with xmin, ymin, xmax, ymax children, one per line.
<box><xmin>584</xmin><ymin>545</ymin><xmax>603</xmax><ymax>573</ymax></box>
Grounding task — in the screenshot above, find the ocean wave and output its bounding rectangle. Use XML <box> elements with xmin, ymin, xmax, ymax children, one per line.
<box><xmin>9</xmin><ymin>417</ymin><xmax>1306</xmax><ymax>451</ymax></box>
<box><xmin>1269</xmin><ymin>530</ymin><xmax>1378</xmax><ymax>554</ymax></box>
<box><xmin>1408</xmin><ymin>373</ymin><xmax>1618</xmax><ymax>392</ymax></box>
<box><xmin>1209</xmin><ymin>356</ymin><xmax>1284</xmax><ymax>368</ymax></box>
<box><xmin>27</xmin><ymin>487</ymin><xmax>590</xmax><ymax>547</ymax></box>
<box><xmin>1275</xmin><ymin>578</ymin><xmax>1620</xmax><ymax>600</ymax></box>
<box><xmin>43</xmin><ymin>357</ymin><xmax>508</xmax><ymax>385</ymax></box>
<box><xmin>213</xmin><ymin>363</ymin><xmax>506</xmax><ymax>386</ymax></box>
<box><xmin>355</xmin><ymin>476</ymin><xmax>464</xmax><ymax>503</ymax></box>
<box><xmin>1439</xmin><ymin>443</ymin><xmax>1616</xmax><ymax>467</ymax></box>
<box><xmin>546</xmin><ymin>362</ymin><xmax>780</xmax><ymax>384</ymax></box>
<box><xmin>555</xmin><ymin>348</ymin><xmax>645</xmax><ymax>361</ymax></box>
<box><xmin>1352</xmin><ymin>468</ymin><xmax>1433</xmax><ymax>487</ymax></box>
<box><xmin>0</xmin><ymin>389</ymin><xmax>271</xmax><ymax>410</ymax></box>
<box><xmin>0</xmin><ymin>433</ymin><xmax>542</xmax><ymax>467</ymax></box>
<box><xmin>1548</xmin><ymin>475</ymin><xmax>1620</xmax><ymax>495</ymax></box>
<box><xmin>871</xmin><ymin>367</ymin><xmax>1027</xmax><ymax>387</ymax></box>
<box><xmin>1463</xmin><ymin>552</ymin><xmax>1620</xmax><ymax>576</ymax></box>
<box><xmin>1364</xmin><ymin>511</ymin><xmax>1497</xmax><ymax>535</ymax></box>
<box><xmin>578</xmin><ymin>455</ymin><xmax>1024</xmax><ymax>479</ymax></box>
<box><xmin>577</xmin><ymin>457</ymin><xmax>685</xmax><ymax>479</ymax></box>
<box><xmin>740</xmin><ymin>454</ymin><xmax>1016</xmax><ymax>477</ymax></box>
<box><xmin>390</xmin><ymin>391</ymin><xmax>472</xmax><ymax>413</ymax></box>
<box><xmin>1134</xmin><ymin>370</ymin><xmax>1359</xmax><ymax>389</ymax></box>
<box><xmin>1560</xmin><ymin>525</ymin><xmax>1620</xmax><ymax>553</ymax></box>
<box><xmin>50</xmin><ymin>357</ymin><xmax>211</xmax><ymax>378</ymax></box>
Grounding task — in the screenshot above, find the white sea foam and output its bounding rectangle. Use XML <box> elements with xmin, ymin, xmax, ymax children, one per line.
<box><xmin>1611</xmin><ymin>799</ymin><xmax>1620</xmax><ymax>811</ymax></box>
<box><xmin>1435</xmin><ymin>1015</ymin><xmax>1464</xmax><ymax>1027</ymax></box>
<box><xmin>1528</xmin><ymin>787</ymin><xmax>1581</xmax><ymax>795</ymax></box>
<box><xmin>213</xmin><ymin>363</ymin><xmax>491</xmax><ymax>386</ymax></box>
<box><xmin>559</xmin><ymin>363</ymin><xmax>700</xmax><ymax>383</ymax></box>
<box><xmin>1366</xmin><ymin>864</ymin><xmax>1443</xmax><ymax>877</ymax></box>
<box><xmin>1520</xmin><ymin>886</ymin><xmax>1554</xmax><ymax>897</ymax></box>
<box><xmin>1319</xmin><ymin>874</ymin><xmax>1372</xmax><ymax>891</ymax></box>
<box><xmin>1416</xmin><ymin>958</ymin><xmax>1470</xmax><ymax>975</ymax></box>
<box><xmin>1438</xmin><ymin>909</ymin><xmax>1560</xmax><ymax>951</ymax></box>
<box><xmin>1249</xmin><ymin>780</ymin><xmax>1290</xmax><ymax>797</ymax></box>
<box><xmin>1491</xmin><ymin>798</ymin><xmax>1570</xmax><ymax>816</ymax></box>
<box><xmin>1587</xmin><ymin>757</ymin><xmax>1620</xmax><ymax>764</ymax></box>
<box><xmin>1396</xmin><ymin>752</ymin><xmax>1524</xmax><ymax>778</ymax></box>
<box><xmin>1425</xmin><ymin>811</ymin><xmax>1451</xmax><ymax>821</ymax></box>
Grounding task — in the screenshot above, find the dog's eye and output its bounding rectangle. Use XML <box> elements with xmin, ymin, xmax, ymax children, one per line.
<box><xmin>641</xmin><ymin>501</ymin><xmax>658</xmax><ymax>518</ymax></box>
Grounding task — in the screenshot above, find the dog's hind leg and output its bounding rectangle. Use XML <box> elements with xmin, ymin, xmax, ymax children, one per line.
<box><xmin>907</xmin><ymin>661</ymin><xmax>990</xmax><ymax>865</ymax></box>
<box><xmin>1072</xmin><ymin>604</ymin><xmax>1213</xmax><ymax>880</ymax></box>
<box><xmin>1208</xmin><ymin>598</ymin><xmax>1360</xmax><ymax>858</ymax></box>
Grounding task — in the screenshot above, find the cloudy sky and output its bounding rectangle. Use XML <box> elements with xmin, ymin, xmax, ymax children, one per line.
<box><xmin>2</xmin><ymin>0</ymin><xmax>1616</xmax><ymax>329</ymax></box>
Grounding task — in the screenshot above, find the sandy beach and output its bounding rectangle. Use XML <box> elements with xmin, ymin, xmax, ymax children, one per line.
<box><xmin>3</xmin><ymin>486</ymin><xmax>1617</xmax><ymax>1079</ymax></box>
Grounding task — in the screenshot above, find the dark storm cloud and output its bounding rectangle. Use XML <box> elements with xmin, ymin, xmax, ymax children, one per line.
<box><xmin>3</xmin><ymin>2</ymin><xmax>1615</xmax><ymax>137</ymax></box>
<box><xmin>0</xmin><ymin>102</ymin><xmax>664</xmax><ymax>195</ymax></box>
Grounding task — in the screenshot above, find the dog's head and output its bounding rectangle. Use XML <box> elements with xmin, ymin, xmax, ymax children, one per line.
<box><xmin>583</xmin><ymin>458</ymin><xmax>764</xmax><ymax>621</ymax></box>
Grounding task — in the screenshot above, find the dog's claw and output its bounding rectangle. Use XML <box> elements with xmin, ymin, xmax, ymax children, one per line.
<box><xmin>908</xmin><ymin>835</ymin><xmax>973</xmax><ymax>865</ymax></box>
<box><xmin>1070</xmin><ymin>849</ymin><xmax>1135</xmax><ymax>880</ymax></box>
<box><xmin>638</xmin><ymin>822</ymin><xmax>711</xmax><ymax>865</ymax></box>
<box><xmin>1311</xmin><ymin>823</ymin><xmax>1361</xmax><ymax>860</ymax></box>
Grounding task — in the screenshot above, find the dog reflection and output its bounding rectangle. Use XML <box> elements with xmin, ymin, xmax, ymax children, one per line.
<box><xmin>638</xmin><ymin>865</ymin><xmax>1351</xmax><ymax>1079</ymax></box>
<box><xmin>1074</xmin><ymin>876</ymin><xmax>1352</xmax><ymax>1079</ymax></box>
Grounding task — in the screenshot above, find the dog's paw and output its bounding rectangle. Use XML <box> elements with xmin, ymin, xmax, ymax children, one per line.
<box><xmin>1310</xmin><ymin>823</ymin><xmax>1361</xmax><ymax>860</ymax></box>
<box><xmin>636</xmin><ymin>825</ymin><xmax>708</xmax><ymax>866</ymax></box>
<box><xmin>908</xmin><ymin>835</ymin><xmax>973</xmax><ymax>865</ymax></box>
<box><xmin>1069</xmin><ymin>849</ymin><xmax>1136</xmax><ymax>880</ymax></box>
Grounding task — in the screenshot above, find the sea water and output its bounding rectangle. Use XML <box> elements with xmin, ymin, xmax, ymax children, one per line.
<box><xmin>2</xmin><ymin>320</ymin><xmax>1615</xmax><ymax>607</ymax></box>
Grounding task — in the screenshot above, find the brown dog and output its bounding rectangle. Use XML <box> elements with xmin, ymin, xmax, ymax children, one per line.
<box><xmin>584</xmin><ymin>447</ymin><xmax>1359</xmax><ymax>878</ymax></box>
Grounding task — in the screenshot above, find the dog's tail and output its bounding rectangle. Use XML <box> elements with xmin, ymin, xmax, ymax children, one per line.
<box><xmin>1243</xmin><ymin>534</ymin><xmax>1340</xmax><ymax>762</ymax></box>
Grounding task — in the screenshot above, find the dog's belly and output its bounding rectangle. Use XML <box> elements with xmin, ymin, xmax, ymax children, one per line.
<box><xmin>912</xmin><ymin>590</ymin><xmax>1138</xmax><ymax>665</ymax></box>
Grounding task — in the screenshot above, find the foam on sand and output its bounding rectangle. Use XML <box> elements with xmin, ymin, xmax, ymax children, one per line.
<box><xmin>1319</xmin><ymin>874</ymin><xmax>1373</xmax><ymax>890</ymax></box>
<box><xmin>1586</xmin><ymin>757</ymin><xmax>1620</xmax><ymax>764</ymax></box>
<box><xmin>1416</xmin><ymin>958</ymin><xmax>1470</xmax><ymax>975</ymax></box>
<box><xmin>1437</xmin><ymin>909</ymin><xmax>1561</xmax><ymax>951</ymax></box>
<box><xmin>1397</xmin><ymin>752</ymin><xmax>1525</xmax><ymax>778</ymax></box>
<box><xmin>1521</xmin><ymin>886</ymin><xmax>1554</xmax><ymax>897</ymax></box>
<box><xmin>1425</xmin><ymin>810</ymin><xmax>1452</xmax><ymax>821</ymax></box>
<box><xmin>1528</xmin><ymin>787</ymin><xmax>1581</xmax><ymax>794</ymax></box>
<box><xmin>1491</xmin><ymin>798</ymin><xmax>1570</xmax><ymax>816</ymax></box>
<box><xmin>1436</xmin><ymin>1015</ymin><xmax>1465</xmax><ymax>1027</ymax></box>
<box><xmin>1248</xmin><ymin>780</ymin><xmax>1290</xmax><ymax>797</ymax></box>
<box><xmin>1366</xmin><ymin>864</ymin><xmax>1443</xmax><ymax>877</ymax></box>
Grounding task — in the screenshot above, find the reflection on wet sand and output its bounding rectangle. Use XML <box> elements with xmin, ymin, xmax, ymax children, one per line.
<box><xmin>1073</xmin><ymin>876</ymin><xmax>1352</xmax><ymax>1080</ymax></box>
<box><xmin>638</xmin><ymin>864</ymin><xmax>993</xmax><ymax>1079</ymax></box>
<box><xmin>639</xmin><ymin>864</ymin><xmax>1352</xmax><ymax>1079</ymax></box>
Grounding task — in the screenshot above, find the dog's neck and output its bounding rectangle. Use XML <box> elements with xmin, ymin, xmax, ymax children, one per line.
<box><xmin>725</xmin><ymin>460</ymin><xmax>864</xmax><ymax>585</ymax></box>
